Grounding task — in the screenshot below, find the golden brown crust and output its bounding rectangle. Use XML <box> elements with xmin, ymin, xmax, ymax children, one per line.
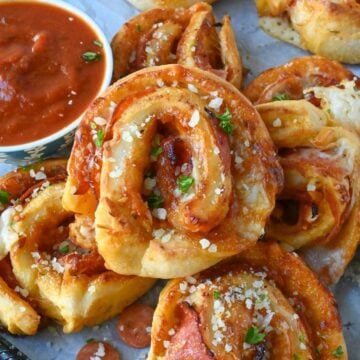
<box><xmin>244</xmin><ymin>56</ymin><xmax>354</xmax><ymax>104</ymax></box>
<box><xmin>244</xmin><ymin>57</ymin><xmax>360</xmax><ymax>284</ymax></box>
<box><xmin>8</xmin><ymin>182</ymin><xmax>155</xmax><ymax>333</ymax></box>
<box><xmin>0</xmin><ymin>257</ymin><xmax>40</xmax><ymax>335</ymax></box>
<box><xmin>111</xmin><ymin>3</ymin><xmax>242</xmax><ymax>87</ymax></box>
<box><xmin>0</xmin><ymin>158</ymin><xmax>67</xmax><ymax>212</ymax></box>
<box><xmin>149</xmin><ymin>242</ymin><xmax>347</xmax><ymax>359</ymax></box>
<box><xmin>126</xmin><ymin>0</ymin><xmax>215</xmax><ymax>11</ymax></box>
<box><xmin>256</xmin><ymin>100</ymin><xmax>360</xmax><ymax>285</ymax></box>
<box><xmin>65</xmin><ymin>64</ymin><xmax>282</xmax><ymax>278</ymax></box>
<box><xmin>256</xmin><ymin>0</ymin><xmax>293</xmax><ymax>16</ymax></box>
<box><xmin>256</xmin><ymin>0</ymin><xmax>360</xmax><ymax>63</ymax></box>
<box><xmin>69</xmin><ymin>214</ymin><xmax>96</xmax><ymax>251</ymax></box>
<box><xmin>0</xmin><ymin>160</ymin><xmax>68</xmax><ymax>335</ymax></box>
<box><xmin>290</xmin><ymin>0</ymin><xmax>360</xmax><ymax>64</ymax></box>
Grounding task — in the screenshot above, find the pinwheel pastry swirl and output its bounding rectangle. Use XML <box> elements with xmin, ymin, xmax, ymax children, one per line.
<box><xmin>255</xmin><ymin>0</ymin><xmax>360</xmax><ymax>64</ymax></box>
<box><xmin>244</xmin><ymin>56</ymin><xmax>360</xmax><ymax>135</ymax></box>
<box><xmin>0</xmin><ymin>161</ymin><xmax>155</xmax><ymax>333</ymax></box>
<box><xmin>244</xmin><ymin>57</ymin><xmax>360</xmax><ymax>284</ymax></box>
<box><xmin>148</xmin><ymin>242</ymin><xmax>347</xmax><ymax>359</ymax></box>
<box><xmin>126</xmin><ymin>0</ymin><xmax>215</xmax><ymax>11</ymax></box>
<box><xmin>63</xmin><ymin>64</ymin><xmax>282</xmax><ymax>279</ymax></box>
<box><xmin>244</xmin><ymin>56</ymin><xmax>354</xmax><ymax>105</ymax></box>
<box><xmin>111</xmin><ymin>2</ymin><xmax>242</xmax><ymax>88</ymax></box>
<box><xmin>0</xmin><ymin>159</ymin><xmax>67</xmax><ymax>335</ymax></box>
<box><xmin>252</xmin><ymin>97</ymin><xmax>360</xmax><ymax>285</ymax></box>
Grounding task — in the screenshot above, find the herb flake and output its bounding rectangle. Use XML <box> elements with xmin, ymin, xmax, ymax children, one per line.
<box><xmin>245</xmin><ymin>326</ymin><xmax>265</xmax><ymax>345</ymax></box>
<box><xmin>216</xmin><ymin>108</ymin><xmax>233</xmax><ymax>134</ymax></box>
<box><xmin>176</xmin><ymin>175</ymin><xmax>194</xmax><ymax>194</ymax></box>
<box><xmin>147</xmin><ymin>195</ymin><xmax>164</xmax><ymax>209</ymax></box>
<box><xmin>82</xmin><ymin>51</ymin><xmax>101</xmax><ymax>63</ymax></box>
<box><xmin>0</xmin><ymin>190</ymin><xmax>10</xmax><ymax>206</ymax></box>
<box><xmin>256</xmin><ymin>294</ymin><xmax>266</xmax><ymax>303</ymax></box>
<box><xmin>213</xmin><ymin>290</ymin><xmax>220</xmax><ymax>299</ymax></box>
<box><xmin>59</xmin><ymin>244</ymin><xmax>70</xmax><ymax>254</ymax></box>
<box><xmin>95</xmin><ymin>129</ymin><xmax>105</xmax><ymax>148</ymax></box>
<box><xmin>151</xmin><ymin>146</ymin><xmax>162</xmax><ymax>157</ymax></box>
<box><xmin>20</xmin><ymin>164</ymin><xmax>33</xmax><ymax>171</ymax></box>
<box><xmin>93</xmin><ymin>40</ymin><xmax>103</xmax><ymax>48</ymax></box>
<box><xmin>331</xmin><ymin>346</ymin><xmax>344</xmax><ymax>358</ymax></box>
<box><xmin>272</xmin><ymin>93</ymin><xmax>291</xmax><ymax>101</ymax></box>
<box><xmin>299</xmin><ymin>333</ymin><xmax>305</xmax><ymax>343</ymax></box>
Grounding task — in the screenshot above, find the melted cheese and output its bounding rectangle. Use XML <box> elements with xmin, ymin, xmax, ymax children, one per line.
<box><xmin>0</xmin><ymin>207</ymin><xmax>19</xmax><ymax>260</ymax></box>
<box><xmin>305</xmin><ymin>80</ymin><xmax>360</xmax><ymax>134</ymax></box>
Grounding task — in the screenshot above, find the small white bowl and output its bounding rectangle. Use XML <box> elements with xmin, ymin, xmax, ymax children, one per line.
<box><xmin>0</xmin><ymin>0</ymin><xmax>113</xmax><ymax>165</ymax></box>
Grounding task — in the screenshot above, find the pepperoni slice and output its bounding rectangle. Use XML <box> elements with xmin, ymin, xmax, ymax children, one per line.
<box><xmin>76</xmin><ymin>341</ymin><xmax>121</xmax><ymax>360</ymax></box>
<box><xmin>117</xmin><ymin>303</ymin><xmax>154</xmax><ymax>348</ymax></box>
<box><xmin>167</xmin><ymin>302</ymin><xmax>213</xmax><ymax>359</ymax></box>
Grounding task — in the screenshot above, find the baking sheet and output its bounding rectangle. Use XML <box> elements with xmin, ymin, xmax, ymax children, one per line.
<box><xmin>1</xmin><ymin>0</ymin><xmax>359</xmax><ymax>359</ymax></box>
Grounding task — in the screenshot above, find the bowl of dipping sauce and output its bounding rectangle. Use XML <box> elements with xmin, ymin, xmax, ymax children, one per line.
<box><xmin>0</xmin><ymin>0</ymin><xmax>113</xmax><ymax>164</ymax></box>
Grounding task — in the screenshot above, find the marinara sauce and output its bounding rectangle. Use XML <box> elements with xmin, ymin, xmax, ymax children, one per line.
<box><xmin>0</xmin><ymin>2</ymin><xmax>106</xmax><ymax>145</ymax></box>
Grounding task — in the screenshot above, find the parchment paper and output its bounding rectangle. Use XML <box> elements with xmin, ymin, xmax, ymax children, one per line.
<box><xmin>2</xmin><ymin>0</ymin><xmax>359</xmax><ymax>359</ymax></box>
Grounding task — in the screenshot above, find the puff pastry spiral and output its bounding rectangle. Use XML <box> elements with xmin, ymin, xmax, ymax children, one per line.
<box><xmin>260</xmin><ymin>102</ymin><xmax>360</xmax><ymax>284</ymax></box>
<box><xmin>256</xmin><ymin>0</ymin><xmax>360</xmax><ymax>64</ymax></box>
<box><xmin>126</xmin><ymin>0</ymin><xmax>215</xmax><ymax>11</ymax></box>
<box><xmin>64</xmin><ymin>65</ymin><xmax>282</xmax><ymax>278</ymax></box>
<box><xmin>244</xmin><ymin>56</ymin><xmax>354</xmax><ymax>105</ymax></box>
<box><xmin>149</xmin><ymin>242</ymin><xmax>347</xmax><ymax>359</ymax></box>
<box><xmin>1</xmin><ymin>162</ymin><xmax>154</xmax><ymax>333</ymax></box>
<box><xmin>244</xmin><ymin>56</ymin><xmax>360</xmax><ymax>135</ymax></box>
<box><xmin>111</xmin><ymin>3</ymin><xmax>242</xmax><ymax>87</ymax></box>
<box><xmin>0</xmin><ymin>159</ymin><xmax>67</xmax><ymax>335</ymax></box>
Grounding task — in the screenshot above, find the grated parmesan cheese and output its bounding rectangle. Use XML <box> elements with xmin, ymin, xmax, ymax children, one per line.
<box><xmin>189</xmin><ymin>110</ymin><xmax>200</xmax><ymax>127</ymax></box>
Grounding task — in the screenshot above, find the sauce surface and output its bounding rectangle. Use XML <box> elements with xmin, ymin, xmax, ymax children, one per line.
<box><xmin>0</xmin><ymin>2</ymin><xmax>106</xmax><ymax>145</ymax></box>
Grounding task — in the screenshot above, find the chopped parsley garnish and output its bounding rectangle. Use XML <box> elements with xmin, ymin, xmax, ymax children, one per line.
<box><xmin>331</xmin><ymin>346</ymin><xmax>344</xmax><ymax>358</ymax></box>
<box><xmin>272</xmin><ymin>93</ymin><xmax>291</xmax><ymax>101</ymax></box>
<box><xmin>216</xmin><ymin>108</ymin><xmax>233</xmax><ymax>134</ymax></box>
<box><xmin>256</xmin><ymin>294</ymin><xmax>266</xmax><ymax>303</ymax></box>
<box><xmin>0</xmin><ymin>190</ymin><xmax>11</xmax><ymax>206</ymax></box>
<box><xmin>20</xmin><ymin>164</ymin><xmax>33</xmax><ymax>171</ymax></box>
<box><xmin>299</xmin><ymin>333</ymin><xmax>305</xmax><ymax>343</ymax></box>
<box><xmin>316</xmin><ymin>347</ymin><xmax>322</xmax><ymax>355</ymax></box>
<box><xmin>82</xmin><ymin>51</ymin><xmax>101</xmax><ymax>63</ymax></box>
<box><xmin>147</xmin><ymin>195</ymin><xmax>164</xmax><ymax>209</ymax></box>
<box><xmin>86</xmin><ymin>338</ymin><xmax>95</xmax><ymax>344</ymax></box>
<box><xmin>151</xmin><ymin>146</ymin><xmax>163</xmax><ymax>157</ymax></box>
<box><xmin>213</xmin><ymin>290</ymin><xmax>221</xmax><ymax>299</ymax></box>
<box><xmin>150</xmin><ymin>135</ymin><xmax>162</xmax><ymax>157</ymax></box>
<box><xmin>245</xmin><ymin>326</ymin><xmax>265</xmax><ymax>344</ymax></box>
<box><xmin>293</xmin><ymin>354</ymin><xmax>300</xmax><ymax>360</ymax></box>
<box><xmin>136</xmin><ymin>24</ymin><xmax>142</xmax><ymax>32</ymax></box>
<box><xmin>93</xmin><ymin>40</ymin><xmax>103</xmax><ymax>48</ymax></box>
<box><xmin>59</xmin><ymin>244</ymin><xmax>70</xmax><ymax>254</ymax></box>
<box><xmin>176</xmin><ymin>175</ymin><xmax>194</xmax><ymax>194</ymax></box>
<box><xmin>95</xmin><ymin>129</ymin><xmax>105</xmax><ymax>148</ymax></box>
